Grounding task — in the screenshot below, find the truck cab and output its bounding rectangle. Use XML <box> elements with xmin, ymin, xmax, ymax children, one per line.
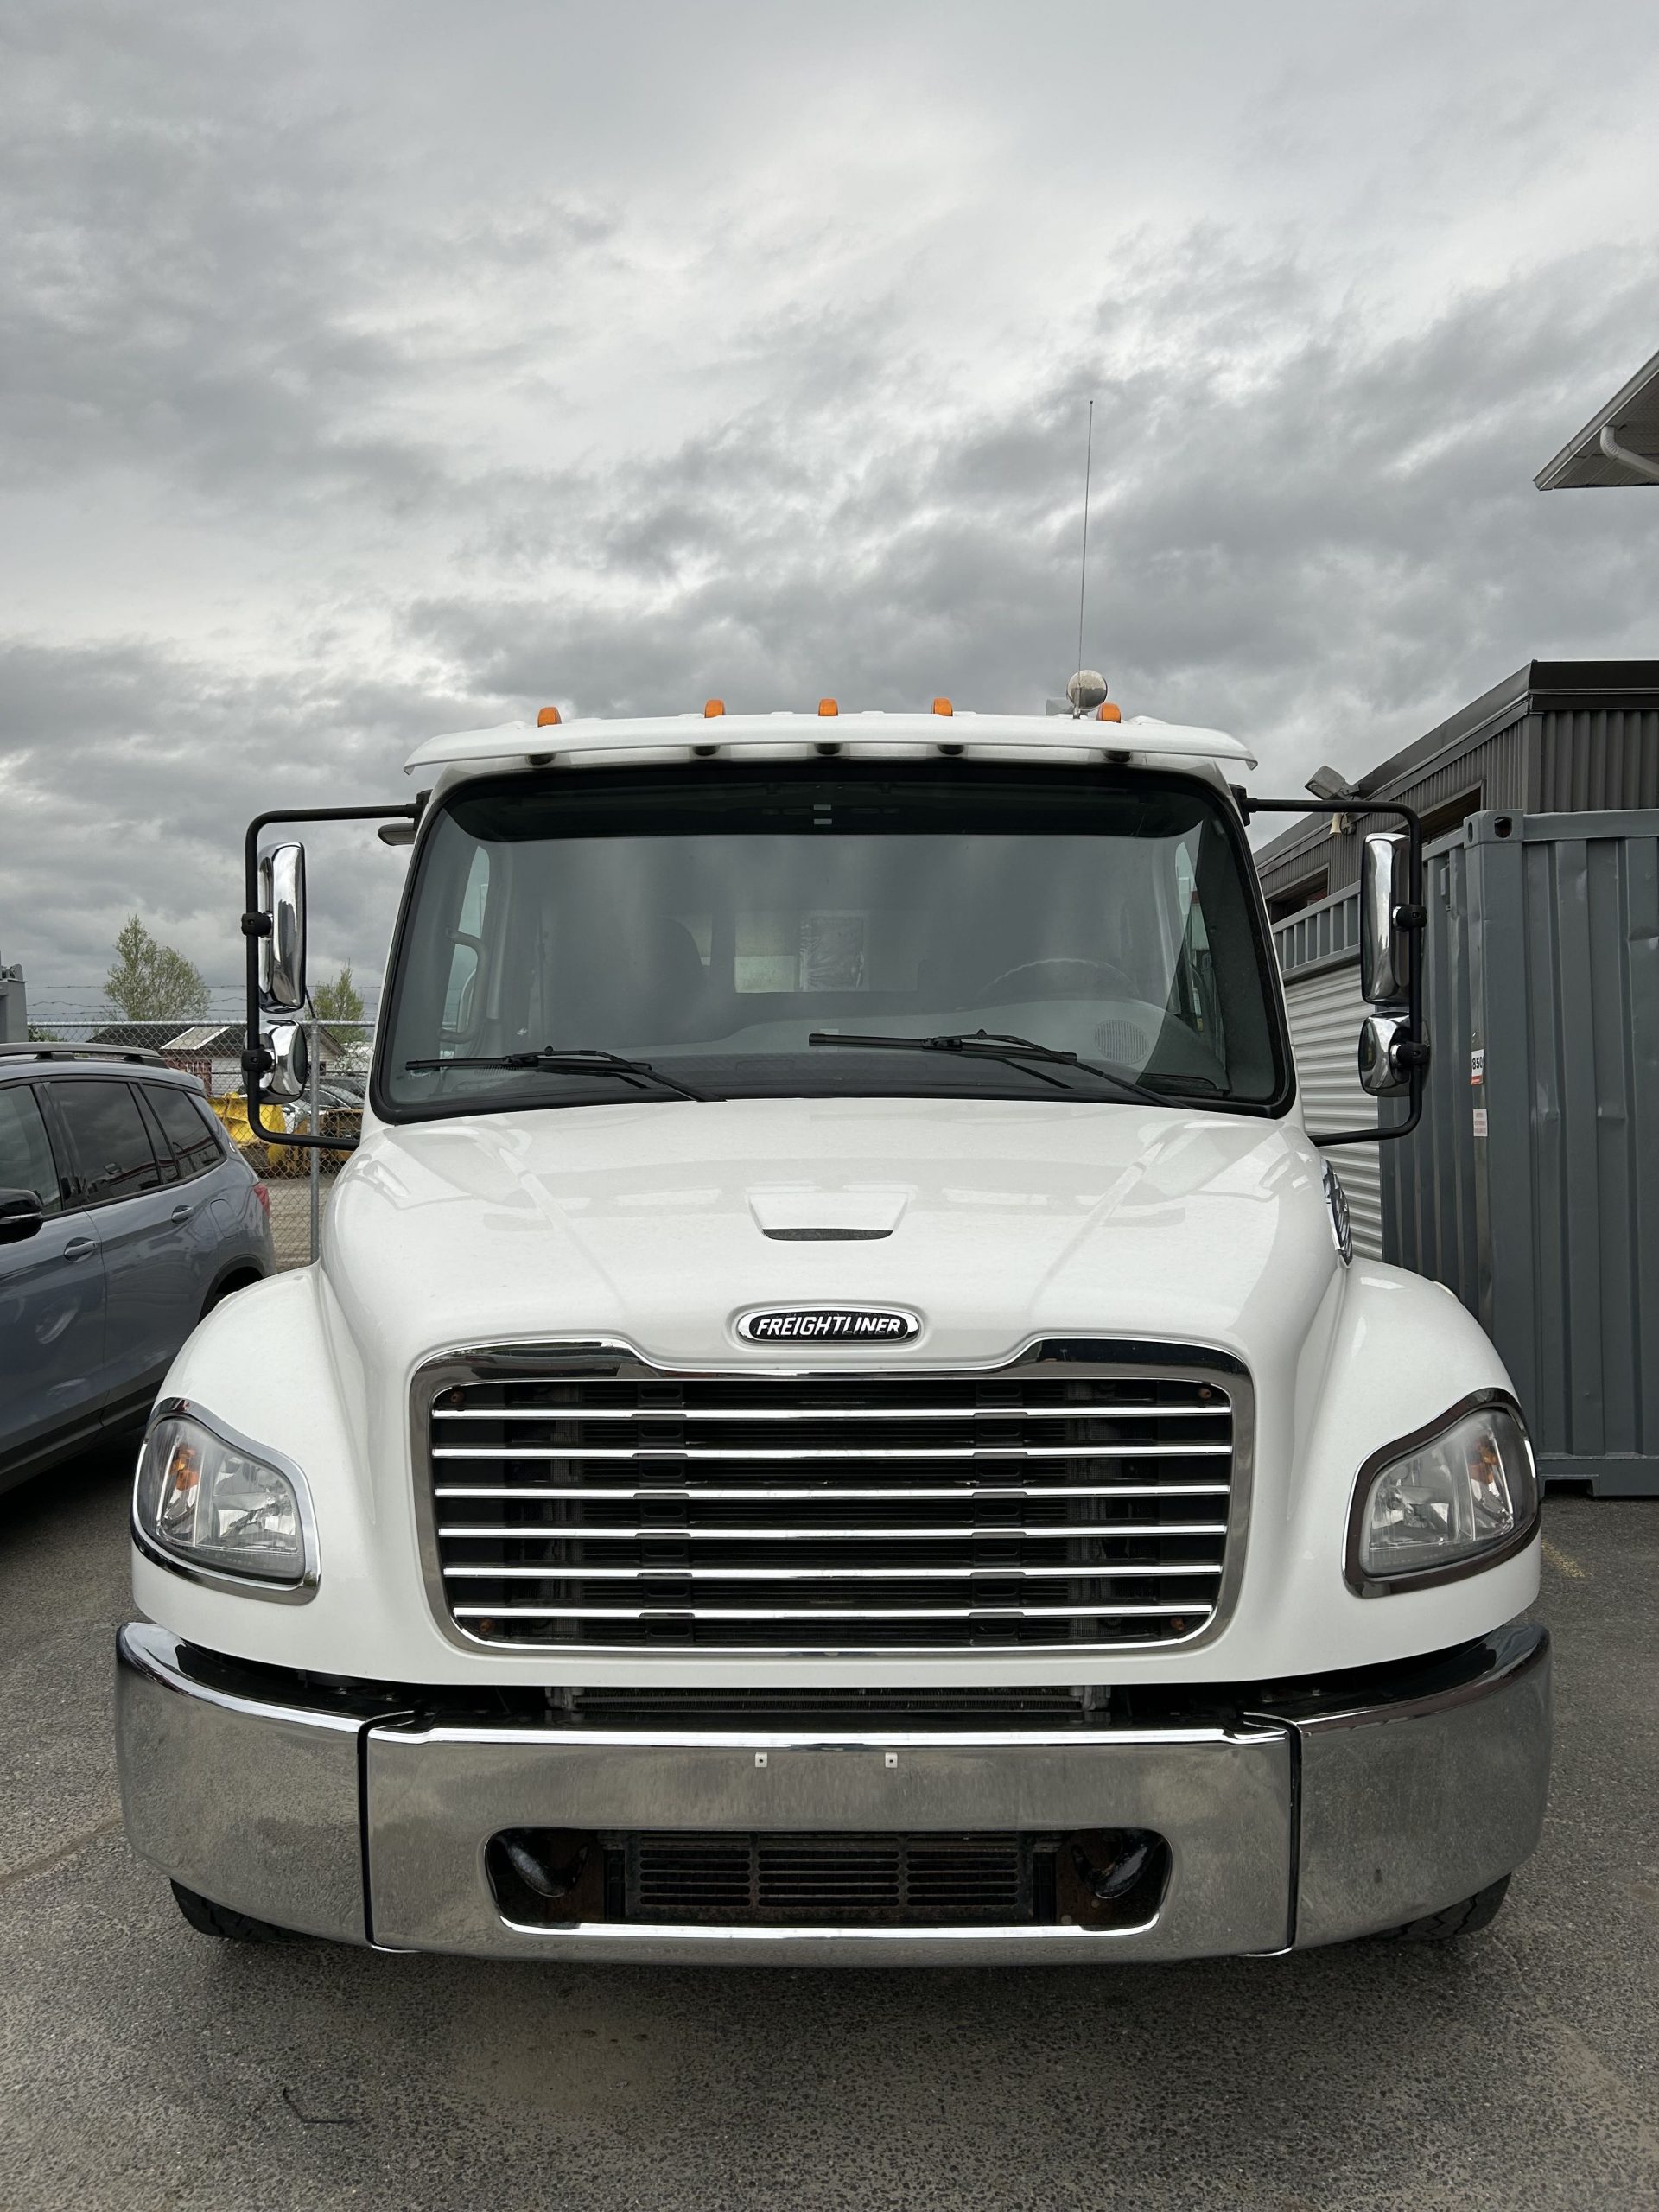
<box><xmin>116</xmin><ymin>703</ymin><xmax>1548</xmax><ymax>1961</ymax></box>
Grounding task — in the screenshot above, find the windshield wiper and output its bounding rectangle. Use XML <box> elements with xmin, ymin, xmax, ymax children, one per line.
<box><xmin>808</xmin><ymin>1029</ymin><xmax>1163</xmax><ymax>1105</ymax></box>
<box><xmin>403</xmin><ymin>1046</ymin><xmax>706</xmax><ymax>1103</ymax></box>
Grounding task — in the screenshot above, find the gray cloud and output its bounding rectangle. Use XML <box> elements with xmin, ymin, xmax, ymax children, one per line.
<box><xmin>2</xmin><ymin>0</ymin><xmax>1657</xmax><ymax>1008</ymax></box>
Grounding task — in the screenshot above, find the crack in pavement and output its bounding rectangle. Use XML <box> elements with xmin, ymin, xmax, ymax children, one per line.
<box><xmin>0</xmin><ymin>1814</ymin><xmax>124</xmax><ymax>1893</ymax></box>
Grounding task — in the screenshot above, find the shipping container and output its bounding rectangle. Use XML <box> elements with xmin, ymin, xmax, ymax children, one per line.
<box><xmin>1382</xmin><ymin>809</ymin><xmax>1659</xmax><ymax>1496</ymax></box>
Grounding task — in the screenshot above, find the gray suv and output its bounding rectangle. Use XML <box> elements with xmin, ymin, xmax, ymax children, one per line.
<box><xmin>0</xmin><ymin>1046</ymin><xmax>273</xmax><ymax>1492</ymax></box>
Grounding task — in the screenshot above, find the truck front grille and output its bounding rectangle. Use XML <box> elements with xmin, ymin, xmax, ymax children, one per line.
<box><xmin>416</xmin><ymin>1341</ymin><xmax>1246</xmax><ymax>1653</ymax></box>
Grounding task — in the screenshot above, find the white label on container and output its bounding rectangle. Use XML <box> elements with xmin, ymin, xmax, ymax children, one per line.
<box><xmin>1472</xmin><ymin>1107</ymin><xmax>1489</xmax><ymax>1137</ymax></box>
<box><xmin>1471</xmin><ymin>1047</ymin><xmax>1485</xmax><ymax>1085</ymax></box>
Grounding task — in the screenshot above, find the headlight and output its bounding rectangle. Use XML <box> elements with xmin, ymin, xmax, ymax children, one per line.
<box><xmin>134</xmin><ymin>1405</ymin><xmax>317</xmax><ymax>1597</ymax></box>
<box><xmin>1347</xmin><ymin>1394</ymin><xmax>1537</xmax><ymax>1594</ymax></box>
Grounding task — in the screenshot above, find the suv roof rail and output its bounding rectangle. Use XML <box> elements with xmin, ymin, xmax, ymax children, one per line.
<box><xmin>0</xmin><ymin>1043</ymin><xmax>171</xmax><ymax>1067</ymax></box>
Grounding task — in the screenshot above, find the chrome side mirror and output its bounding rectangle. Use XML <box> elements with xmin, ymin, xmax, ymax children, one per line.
<box><xmin>1358</xmin><ymin>1012</ymin><xmax>1417</xmax><ymax>1096</ymax></box>
<box><xmin>1359</xmin><ymin>830</ymin><xmax>1410</xmax><ymax>1005</ymax></box>
<box><xmin>258</xmin><ymin>842</ymin><xmax>308</xmax><ymax>1012</ymax></box>
<box><xmin>263</xmin><ymin>1018</ymin><xmax>310</xmax><ymax>1103</ymax></box>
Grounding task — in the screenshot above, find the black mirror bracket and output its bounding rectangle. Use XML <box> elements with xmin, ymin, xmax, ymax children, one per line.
<box><xmin>1243</xmin><ymin>792</ymin><xmax>1427</xmax><ymax>1147</ymax></box>
<box><xmin>243</xmin><ymin>803</ymin><xmax>422</xmax><ymax>1152</ymax></box>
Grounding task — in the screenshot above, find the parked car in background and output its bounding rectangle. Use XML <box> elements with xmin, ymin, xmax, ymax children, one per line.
<box><xmin>0</xmin><ymin>1046</ymin><xmax>272</xmax><ymax>1493</ymax></box>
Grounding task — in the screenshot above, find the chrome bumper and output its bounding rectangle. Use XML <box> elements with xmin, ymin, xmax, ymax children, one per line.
<box><xmin>116</xmin><ymin>1621</ymin><xmax>1549</xmax><ymax>1963</ymax></box>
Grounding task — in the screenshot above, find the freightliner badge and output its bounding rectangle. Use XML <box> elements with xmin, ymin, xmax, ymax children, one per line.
<box><xmin>735</xmin><ymin>1306</ymin><xmax>920</xmax><ymax>1344</ymax></box>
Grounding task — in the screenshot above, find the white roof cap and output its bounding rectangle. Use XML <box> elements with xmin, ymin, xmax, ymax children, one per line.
<box><xmin>404</xmin><ymin>708</ymin><xmax>1256</xmax><ymax>777</ymax></box>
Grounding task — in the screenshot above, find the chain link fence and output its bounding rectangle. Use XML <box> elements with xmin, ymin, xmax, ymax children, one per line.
<box><xmin>251</xmin><ymin>1018</ymin><xmax>370</xmax><ymax>1269</ymax></box>
<box><xmin>25</xmin><ymin>1014</ymin><xmax>370</xmax><ymax>1271</ymax></box>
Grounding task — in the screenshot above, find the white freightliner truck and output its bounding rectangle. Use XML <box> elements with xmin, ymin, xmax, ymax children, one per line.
<box><xmin>117</xmin><ymin>699</ymin><xmax>1549</xmax><ymax>1961</ymax></box>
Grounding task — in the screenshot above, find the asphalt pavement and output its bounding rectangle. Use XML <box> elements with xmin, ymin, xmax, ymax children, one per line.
<box><xmin>2</xmin><ymin>1444</ymin><xmax>1655</xmax><ymax>2212</ymax></box>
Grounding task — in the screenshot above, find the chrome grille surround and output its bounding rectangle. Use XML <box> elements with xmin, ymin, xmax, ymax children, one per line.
<box><xmin>412</xmin><ymin>1337</ymin><xmax>1251</xmax><ymax>1656</ymax></box>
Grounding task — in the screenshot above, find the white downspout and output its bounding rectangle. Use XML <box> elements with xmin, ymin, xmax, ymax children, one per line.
<box><xmin>1599</xmin><ymin>423</ymin><xmax>1659</xmax><ymax>484</ymax></box>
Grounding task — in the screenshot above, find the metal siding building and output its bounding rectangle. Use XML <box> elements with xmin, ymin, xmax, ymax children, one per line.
<box><xmin>1255</xmin><ymin>662</ymin><xmax>1659</xmax><ymax>912</ymax></box>
<box><xmin>1270</xmin><ymin>889</ymin><xmax>1382</xmax><ymax>1258</ymax></box>
<box><xmin>1263</xmin><ymin>663</ymin><xmax>1659</xmax><ymax>1491</ymax></box>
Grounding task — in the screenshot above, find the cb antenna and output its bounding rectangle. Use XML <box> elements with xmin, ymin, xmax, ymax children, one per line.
<box><xmin>1075</xmin><ymin>397</ymin><xmax>1094</xmax><ymax>685</ymax></box>
<box><xmin>1061</xmin><ymin>400</ymin><xmax>1108</xmax><ymax>718</ymax></box>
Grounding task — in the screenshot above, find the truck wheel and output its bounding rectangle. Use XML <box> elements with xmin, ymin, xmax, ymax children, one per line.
<box><xmin>1386</xmin><ymin>1874</ymin><xmax>1510</xmax><ymax>1943</ymax></box>
<box><xmin>170</xmin><ymin>1880</ymin><xmax>294</xmax><ymax>1944</ymax></box>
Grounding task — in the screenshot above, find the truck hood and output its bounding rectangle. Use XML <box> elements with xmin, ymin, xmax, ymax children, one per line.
<box><xmin>324</xmin><ymin>1096</ymin><xmax>1339</xmax><ymax>1373</ymax></box>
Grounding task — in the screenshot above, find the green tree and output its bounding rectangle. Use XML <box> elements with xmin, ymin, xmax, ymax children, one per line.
<box><xmin>311</xmin><ymin>965</ymin><xmax>365</xmax><ymax>1024</ymax></box>
<box><xmin>105</xmin><ymin>916</ymin><xmax>211</xmax><ymax>1023</ymax></box>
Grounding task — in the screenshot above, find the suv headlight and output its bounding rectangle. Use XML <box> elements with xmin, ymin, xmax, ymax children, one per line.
<box><xmin>1347</xmin><ymin>1393</ymin><xmax>1537</xmax><ymax>1594</ymax></box>
<box><xmin>134</xmin><ymin>1403</ymin><xmax>317</xmax><ymax>1598</ymax></box>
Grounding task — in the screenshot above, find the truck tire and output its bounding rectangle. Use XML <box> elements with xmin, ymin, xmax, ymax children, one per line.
<box><xmin>1386</xmin><ymin>1874</ymin><xmax>1510</xmax><ymax>1943</ymax></box>
<box><xmin>170</xmin><ymin>1880</ymin><xmax>294</xmax><ymax>1944</ymax></box>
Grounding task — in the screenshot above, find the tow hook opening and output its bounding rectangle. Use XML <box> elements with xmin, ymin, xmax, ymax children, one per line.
<box><xmin>485</xmin><ymin>1826</ymin><xmax>1170</xmax><ymax>1931</ymax></box>
<box><xmin>1062</xmin><ymin>1828</ymin><xmax>1172</xmax><ymax>1927</ymax></box>
<box><xmin>486</xmin><ymin>1829</ymin><xmax>607</xmax><ymax>1925</ymax></box>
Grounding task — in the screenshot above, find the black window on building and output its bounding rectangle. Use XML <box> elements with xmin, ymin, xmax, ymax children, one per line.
<box><xmin>1266</xmin><ymin>870</ymin><xmax>1329</xmax><ymax>924</ymax></box>
<box><xmin>1416</xmin><ymin>788</ymin><xmax>1483</xmax><ymax>846</ymax></box>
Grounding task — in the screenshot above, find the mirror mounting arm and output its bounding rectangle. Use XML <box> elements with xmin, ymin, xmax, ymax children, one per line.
<box><xmin>243</xmin><ymin>802</ymin><xmax>422</xmax><ymax>1151</ymax></box>
<box><xmin>1243</xmin><ymin>792</ymin><xmax>1427</xmax><ymax>1148</ymax></box>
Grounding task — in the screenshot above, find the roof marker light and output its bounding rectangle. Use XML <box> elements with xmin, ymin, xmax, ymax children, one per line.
<box><xmin>817</xmin><ymin>698</ymin><xmax>839</xmax><ymax>717</ymax></box>
<box><xmin>1096</xmin><ymin>702</ymin><xmax>1122</xmax><ymax>723</ymax></box>
<box><xmin>537</xmin><ymin>706</ymin><xmax>562</xmax><ymax>727</ymax></box>
<box><xmin>703</xmin><ymin>699</ymin><xmax>726</xmax><ymax>718</ymax></box>
<box><xmin>931</xmin><ymin>697</ymin><xmax>954</xmax><ymax>715</ymax></box>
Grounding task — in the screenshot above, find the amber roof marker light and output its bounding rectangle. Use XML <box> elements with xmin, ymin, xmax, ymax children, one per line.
<box><xmin>931</xmin><ymin>697</ymin><xmax>954</xmax><ymax>715</ymax></box>
<box><xmin>1096</xmin><ymin>702</ymin><xmax>1122</xmax><ymax>723</ymax></box>
<box><xmin>536</xmin><ymin>706</ymin><xmax>562</xmax><ymax>727</ymax></box>
<box><xmin>817</xmin><ymin>698</ymin><xmax>839</xmax><ymax>717</ymax></box>
<box><xmin>703</xmin><ymin>699</ymin><xmax>726</xmax><ymax>718</ymax></box>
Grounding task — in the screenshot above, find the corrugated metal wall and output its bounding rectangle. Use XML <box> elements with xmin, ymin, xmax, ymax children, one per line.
<box><xmin>1286</xmin><ymin>966</ymin><xmax>1382</xmax><ymax>1257</ymax></box>
<box><xmin>1382</xmin><ymin>810</ymin><xmax>1659</xmax><ymax>1495</ymax></box>
<box><xmin>1531</xmin><ymin>709</ymin><xmax>1659</xmax><ymax>810</ymax></box>
<box><xmin>1261</xmin><ymin>715</ymin><xmax>1529</xmax><ymax>899</ymax></box>
<box><xmin>1273</xmin><ymin>887</ymin><xmax>1382</xmax><ymax>1261</ymax></box>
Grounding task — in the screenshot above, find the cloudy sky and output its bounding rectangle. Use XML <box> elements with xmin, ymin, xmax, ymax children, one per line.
<box><xmin>3</xmin><ymin>0</ymin><xmax>1657</xmax><ymax>1015</ymax></box>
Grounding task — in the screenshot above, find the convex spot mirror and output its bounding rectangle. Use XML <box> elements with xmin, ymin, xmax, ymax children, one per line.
<box><xmin>263</xmin><ymin>1019</ymin><xmax>310</xmax><ymax>1103</ymax></box>
<box><xmin>258</xmin><ymin>842</ymin><xmax>308</xmax><ymax>1012</ymax></box>
<box><xmin>0</xmin><ymin>1189</ymin><xmax>45</xmax><ymax>1244</ymax></box>
<box><xmin>1358</xmin><ymin>1012</ymin><xmax>1412</xmax><ymax>1096</ymax></box>
<box><xmin>1359</xmin><ymin>830</ymin><xmax>1411</xmax><ymax>1006</ymax></box>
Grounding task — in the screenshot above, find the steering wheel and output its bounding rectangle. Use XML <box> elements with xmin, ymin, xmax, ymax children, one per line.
<box><xmin>971</xmin><ymin>957</ymin><xmax>1138</xmax><ymax>1005</ymax></box>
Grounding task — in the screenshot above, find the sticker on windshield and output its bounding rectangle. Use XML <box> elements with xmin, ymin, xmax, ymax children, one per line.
<box><xmin>799</xmin><ymin>912</ymin><xmax>869</xmax><ymax>991</ymax></box>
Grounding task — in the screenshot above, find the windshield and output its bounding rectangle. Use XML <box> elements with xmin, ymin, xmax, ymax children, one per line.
<box><xmin>377</xmin><ymin>765</ymin><xmax>1289</xmax><ymax>1120</ymax></box>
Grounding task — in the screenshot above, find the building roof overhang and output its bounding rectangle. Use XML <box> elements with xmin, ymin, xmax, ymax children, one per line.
<box><xmin>1535</xmin><ymin>345</ymin><xmax>1659</xmax><ymax>488</ymax></box>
